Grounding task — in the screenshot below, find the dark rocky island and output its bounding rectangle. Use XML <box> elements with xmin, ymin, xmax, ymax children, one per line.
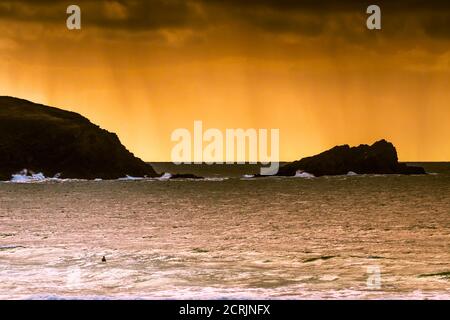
<box><xmin>276</xmin><ymin>140</ymin><xmax>425</xmax><ymax>177</ymax></box>
<box><xmin>0</xmin><ymin>96</ymin><xmax>158</xmax><ymax>180</ymax></box>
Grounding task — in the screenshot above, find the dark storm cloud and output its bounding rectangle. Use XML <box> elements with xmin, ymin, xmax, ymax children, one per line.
<box><xmin>208</xmin><ymin>0</ymin><xmax>450</xmax><ymax>12</ymax></box>
<box><xmin>0</xmin><ymin>0</ymin><xmax>206</xmax><ymax>30</ymax></box>
<box><xmin>0</xmin><ymin>0</ymin><xmax>448</xmax><ymax>38</ymax></box>
<box><xmin>423</xmin><ymin>15</ymin><xmax>450</xmax><ymax>39</ymax></box>
<box><xmin>206</xmin><ymin>0</ymin><xmax>450</xmax><ymax>37</ymax></box>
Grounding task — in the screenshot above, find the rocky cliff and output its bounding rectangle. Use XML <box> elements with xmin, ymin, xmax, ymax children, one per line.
<box><xmin>276</xmin><ymin>140</ymin><xmax>425</xmax><ymax>177</ymax></box>
<box><xmin>0</xmin><ymin>96</ymin><xmax>157</xmax><ymax>180</ymax></box>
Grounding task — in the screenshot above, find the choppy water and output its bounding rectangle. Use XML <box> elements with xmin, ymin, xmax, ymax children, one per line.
<box><xmin>0</xmin><ymin>163</ymin><xmax>449</xmax><ymax>299</ymax></box>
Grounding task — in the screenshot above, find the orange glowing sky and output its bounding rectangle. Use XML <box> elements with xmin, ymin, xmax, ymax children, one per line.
<box><xmin>0</xmin><ymin>0</ymin><xmax>449</xmax><ymax>161</ymax></box>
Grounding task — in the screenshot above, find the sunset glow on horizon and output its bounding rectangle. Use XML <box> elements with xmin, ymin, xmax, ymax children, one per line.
<box><xmin>1</xmin><ymin>0</ymin><xmax>449</xmax><ymax>161</ymax></box>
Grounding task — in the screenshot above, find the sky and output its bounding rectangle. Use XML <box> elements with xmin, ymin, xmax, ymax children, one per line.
<box><xmin>0</xmin><ymin>0</ymin><xmax>449</xmax><ymax>161</ymax></box>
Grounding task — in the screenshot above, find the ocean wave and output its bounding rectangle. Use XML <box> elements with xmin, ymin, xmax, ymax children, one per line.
<box><xmin>204</xmin><ymin>177</ymin><xmax>229</xmax><ymax>181</ymax></box>
<box><xmin>0</xmin><ymin>245</ymin><xmax>25</xmax><ymax>250</ymax></box>
<box><xmin>4</xmin><ymin>169</ymin><xmax>431</xmax><ymax>184</ymax></box>
<box><xmin>117</xmin><ymin>175</ymin><xmax>145</xmax><ymax>181</ymax></box>
<box><xmin>10</xmin><ymin>170</ymin><xmax>51</xmax><ymax>183</ymax></box>
<box><xmin>21</xmin><ymin>288</ymin><xmax>450</xmax><ymax>300</ymax></box>
<box><xmin>319</xmin><ymin>275</ymin><xmax>339</xmax><ymax>281</ymax></box>
<box><xmin>3</xmin><ymin>171</ymin><xmax>229</xmax><ymax>183</ymax></box>
<box><xmin>25</xmin><ymin>295</ymin><xmax>125</xmax><ymax>301</ymax></box>
<box><xmin>294</xmin><ymin>170</ymin><xmax>315</xmax><ymax>178</ymax></box>
<box><xmin>6</xmin><ymin>170</ymin><xmax>84</xmax><ymax>183</ymax></box>
<box><xmin>158</xmin><ymin>173</ymin><xmax>172</xmax><ymax>181</ymax></box>
<box><xmin>157</xmin><ymin>173</ymin><xmax>228</xmax><ymax>181</ymax></box>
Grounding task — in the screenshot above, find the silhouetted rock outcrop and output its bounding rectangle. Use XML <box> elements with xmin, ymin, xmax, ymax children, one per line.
<box><xmin>276</xmin><ymin>140</ymin><xmax>425</xmax><ymax>177</ymax></box>
<box><xmin>0</xmin><ymin>96</ymin><xmax>158</xmax><ymax>180</ymax></box>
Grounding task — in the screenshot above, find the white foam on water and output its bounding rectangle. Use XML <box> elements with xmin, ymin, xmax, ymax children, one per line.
<box><xmin>4</xmin><ymin>171</ymin><xmax>230</xmax><ymax>183</ymax></box>
<box><xmin>3</xmin><ymin>169</ymin><xmax>95</xmax><ymax>183</ymax></box>
<box><xmin>156</xmin><ymin>173</ymin><xmax>226</xmax><ymax>181</ymax></box>
<box><xmin>158</xmin><ymin>173</ymin><xmax>172</xmax><ymax>181</ymax></box>
<box><xmin>118</xmin><ymin>175</ymin><xmax>144</xmax><ymax>181</ymax></box>
<box><xmin>319</xmin><ymin>275</ymin><xmax>339</xmax><ymax>281</ymax></box>
<box><xmin>20</xmin><ymin>287</ymin><xmax>450</xmax><ymax>300</ymax></box>
<box><xmin>25</xmin><ymin>295</ymin><xmax>123</xmax><ymax>301</ymax></box>
<box><xmin>7</xmin><ymin>170</ymin><xmax>75</xmax><ymax>183</ymax></box>
<box><xmin>0</xmin><ymin>245</ymin><xmax>24</xmax><ymax>250</ymax></box>
<box><xmin>294</xmin><ymin>170</ymin><xmax>315</xmax><ymax>178</ymax></box>
<box><xmin>204</xmin><ymin>177</ymin><xmax>228</xmax><ymax>181</ymax></box>
<box><xmin>10</xmin><ymin>170</ymin><xmax>46</xmax><ymax>183</ymax></box>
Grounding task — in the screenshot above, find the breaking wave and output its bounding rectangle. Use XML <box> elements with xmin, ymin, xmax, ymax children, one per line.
<box><xmin>3</xmin><ymin>170</ymin><xmax>230</xmax><ymax>183</ymax></box>
<box><xmin>117</xmin><ymin>175</ymin><xmax>145</xmax><ymax>181</ymax></box>
<box><xmin>294</xmin><ymin>170</ymin><xmax>315</xmax><ymax>178</ymax></box>
<box><xmin>158</xmin><ymin>173</ymin><xmax>172</xmax><ymax>181</ymax></box>
<box><xmin>7</xmin><ymin>170</ymin><xmax>79</xmax><ymax>183</ymax></box>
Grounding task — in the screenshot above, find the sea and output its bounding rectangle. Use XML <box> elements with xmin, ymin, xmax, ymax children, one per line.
<box><xmin>0</xmin><ymin>162</ymin><xmax>449</xmax><ymax>299</ymax></box>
